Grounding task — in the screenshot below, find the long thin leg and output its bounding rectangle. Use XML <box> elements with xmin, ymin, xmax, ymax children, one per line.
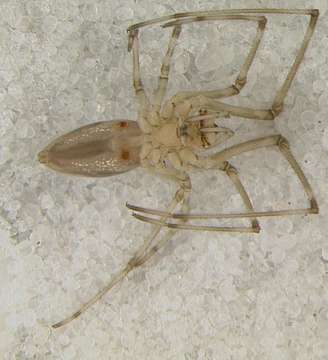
<box><xmin>161</xmin><ymin>14</ymin><xmax>267</xmax><ymax>118</ymax></box>
<box><xmin>128</xmin><ymin>9</ymin><xmax>316</xmax><ymax>32</ymax></box>
<box><xmin>52</xmin><ymin>171</ymin><xmax>190</xmax><ymax>328</ymax></box>
<box><xmin>221</xmin><ymin>161</ymin><xmax>260</xmax><ymax>231</ymax></box>
<box><xmin>124</xmin><ymin>205</ymin><xmax>315</xmax><ymax>221</ymax></box>
<box><xmin>132</xmin><ymin>214</ymin><xmax>258</xmax><ymax>233</ymax></box>
<box><xmin>278</xmin><ymin>137</ymin><xmax>318</xmax><ymax>211</ymax></box>
<box><xmin>153</xmin><ymin>25</ymin><xmax>182</xmax><ymax>113</ymax></box>
<box><xmin>52</xmin><ymin>261</ymin><xmax>132</xmax><ymax>328</ymax></box>
<box><xmin>271</xmin><ymin>10</ymin><xmax>318</xmax><ymax>114</ymax></box>
<box><xmin>190</xmin><ymin>95</ymin><xmax>276</xmax><ymax>120</ymax></box>
<box><xmin>165</xmin><ymin>15</ymin><xmax>266</xmax><ymax>103</ymax></box>
<box><xmin>207</xmin><ymin>135</ymin><xmax>318</xmax><ymax>212</ymax></box>
<box><xmin>128</xmin><ymin>29</ymin><xmax>152</xmax><ymax>132</ymax></box>
<box><xmin>159</xmin><ymin>9</ymin><xmax>318</xmax><ymax>119</ymax></box>
<box><xmin>129</xmin><ymin>164</ymin><xmax>254</xmax><ymax>234</ymax></box>
<box><xmin>130</xmin><ymin>170</ymin><xmax>190</xmax><ymax>259</ymax></box>
<box><xmin>128</xmin><ymin>160</ymin><xmax>260</xmax><ymax>233</ymax></box>
<box><xmin>128</xmin><ymin>178</ymin><xmax>191</xmax><ymax>268</ymax></box>
<box><xmin>127</xmin><ymin>135</ymin><xmax>318</xmax><ymax>224</ymax></box>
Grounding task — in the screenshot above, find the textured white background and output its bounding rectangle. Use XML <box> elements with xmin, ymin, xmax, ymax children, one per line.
<box><xmin>1</xmin><ymin>0</ymin><xmax>328</xmax><ymax>359</ymax></box>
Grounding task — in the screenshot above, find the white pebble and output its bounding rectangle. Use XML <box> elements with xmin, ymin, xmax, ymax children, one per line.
<box><xmin>322</xmin><ymin>127</ymin><xmax>328</xmax><ymax>151</ymax></box>
<box><xmin>322</xmin><ymin>247</ymin><xmax>328</xmax><ymax>261</ymax></box>
<box><xmin>40</xmin><ymin>193</ymin><xmax>55</xmax><ymax>210</ymax></box>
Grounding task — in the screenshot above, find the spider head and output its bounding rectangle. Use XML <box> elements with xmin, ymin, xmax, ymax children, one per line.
<box><xmin>38</xmin><ymin>120</ymin><xmax>142</xmax><ymax>177</ymax></box>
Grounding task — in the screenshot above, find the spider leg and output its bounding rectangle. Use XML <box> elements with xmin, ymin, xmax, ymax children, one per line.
<box><xmin>129</xmin><ymin>170</ymin><xmax>191</xmax><ymax>257</ymax></box>
<box><xmin>271</xmin><ymin>10</ymin><xmax>318</xmax><ymax>115</ymax></box>
<box><xmin>128</xmin><ymin>29</ymin><xmax>152</xmax><ymax>132</ymax></box>
<box><xmin>163</xmin><ymin>15</ymin><xmax>266</xmax><ymax>112</ymax></box>
<box><xmin>129</xmin><ymin>135</ymin><xmax>318</xmax><ymax>222</ymax></box>
<box><xmin>153</xmin><ymin>25</ymin><xmax>182</xmax><ymax>113</ymax></box>
<box><xmin>162</xmin><ymin>9</ymin><xmax>318</xmax><ymax>119</ymax></box>
<box><xmin>126</xmin><ymin>205</ymin><xmax>314</xmax><ymax>221</ymax></box>
<box><xmin>161</xmin><ymin>14</ymin><xmax>266</xmax><ymax>119</ymax></box>
<box><xmin>129</xmin><ymin>25</ymin><xmax>182</xmax><ymax>126</ymax></box>
<box><xmin>52</xmin><ymin>260</ymin><xmax>132</xmax><ymax>328</ymax></box>
<box><xmin>189</xmin><ymin>96</ymin><xmax>276</xmax><ymax>120</ymax></box>
<box><xmin>128</xmin><ymin>160</ymin><xmax>260</xmax><ymax>232</ymax></box>
<box><xmin>132</xmin><ymin>213</ymin><xmax>258</xmax><ymax>233</ymax></box>
<box><xmin>125</xmin><ymin>179</ymin><xmax>191</xmax><ymax>269</ymax></box>
<box><xmin>201</xmin><ymin>134</ymin><xmax>318</xmax><ymax>216</ymax></box>
<box><xmin>128</xmin><ymin>9</ymin><xmax>316</xmax><ymax>32</ymax></box>
<box><xmin>222</xmin><ymin>161</ymin><xmax>260</xmax><ymax>231</ymax></box>
<box><xmin>51</xmin><ymin>170</ymin><xmax>190</xmax><ymax>328</ymax></box>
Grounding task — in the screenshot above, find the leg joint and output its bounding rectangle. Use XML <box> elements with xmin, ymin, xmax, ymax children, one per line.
<box><xmin>234</xmin><ymin>77</ymin><xmax>247</xmax><ymax>92</ymax></box>
<box><xmin>277</xmin><ymin>135</ymin><xmax>290</xmax><ymax>150</ymax></box>
<box><xmin>258</xmin><ymin>16</ymin><xmax>267</xmax><ymax>29</ymax></box>
<box><xmin>311</xmin><ymin>9</ymin><xmax>319</xmax><ymax>18</ymax></box>
<box><xmin>222</xmin><ymin>161</ymin><xmax>237</xmax><ymax>175</ymax></box>
<box><xmin>161</xmin><ymin>64</ymin><xmax>170</xmax><ymax>74</ymax></box>
<box><xmin>310</xmin><ymin>198</ymin><xmax>319</xmax><ymax>213</ymax></box>
<box><xmin>127</xmin><ymin>255</ymin><xmax>143</xmax><ymax>269</ymax></box>
<box><xmin>179</xmin><ymin>173</ymin><xmax>191</xmax><ymax>185</ymax></box>
<box><xmin>271</xmin><ymin>103</ymin><xmax>284</xmax><ymax>117</ymax></box>
<box><xmin>133</xmin><ymin>80</ymin><xmax>144</xmax><ymax>93</ymax></box>
<box><xmin>252</xmin><ymin>220</ymin><xmax>261</xmax><ymax>233</ymax></box>
<box><xmin>173</xmin><ymin>25</ymin><xmax>182</xmax><ymax>37</ymax></box>
<box><xmin>231</xmin><ymin>84</ymin><xmax>240</xmax><ymax>95</ymax></box>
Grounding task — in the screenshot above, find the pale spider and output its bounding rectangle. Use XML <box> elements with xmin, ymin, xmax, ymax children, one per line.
<box><xmin>38</xmin><ymin>9</ymin><xmax>319</xmax><ymax>328</ymax></box>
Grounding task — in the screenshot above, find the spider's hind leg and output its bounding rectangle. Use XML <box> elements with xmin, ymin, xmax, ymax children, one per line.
<box><xmin>128</xmin><ymin>158</ymin><xmax>260</xmax><ymax>233</ymax></box>
<box><xmin>202</xmin><ymin>134</ymin><xmax>318</xmax><ymax>217</ymax></box>
<box><xmin>132</xmin><ymin>135</ymin><xmax>318</xmax><ymax>224</ymax></box>
<box><xmin>52</xmin><ymin>170</ymin><xmax>191</xmax><ymax>329</ymax></box>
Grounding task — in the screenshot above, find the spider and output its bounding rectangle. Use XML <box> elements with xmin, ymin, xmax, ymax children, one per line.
<box><xmin>38</xmin><ymin>9</ymin><xmax>319</xmax><ymax>328</ymax></box>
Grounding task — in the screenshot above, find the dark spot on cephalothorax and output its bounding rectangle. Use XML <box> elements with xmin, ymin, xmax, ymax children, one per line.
<box><xmin>121</xmin><ymin>150</ymin><xmax>130</xmax><ymax>160</ymax></box>
<box><xmin>120</xmin><ymin>121</ymin><xmax>128</xmax><ymax>128</ymax></box>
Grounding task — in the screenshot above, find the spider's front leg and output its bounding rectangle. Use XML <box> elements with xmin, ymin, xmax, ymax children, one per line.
<box><xmin>128</xmin><ymin>29</ymin><xmax>152</xmax><ymax>132</ymax></box>
<box><xmin>153</xmin><ymin>25</ymin><xmax>182</xmax><ymax>113</ymax></box>
<box><xmin>128</xmin><ymin>24</ymin><xmax>182</xmax><ymax>129</ymax></box>
<box><xmin>161</xmin><ymin>13</ymin><xmax>267</xmax><ymax>117</ymax></box>
<box><xmin>162</xmin><ymin>9</ymin><xmax>318</xmax><ymax>121</ymax></box>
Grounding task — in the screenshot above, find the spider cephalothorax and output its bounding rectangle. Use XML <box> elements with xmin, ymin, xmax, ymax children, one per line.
<box><xmin>139</xmin><ymin>107</ymin><xmax>235</xmax><ymax>170</ymax></box>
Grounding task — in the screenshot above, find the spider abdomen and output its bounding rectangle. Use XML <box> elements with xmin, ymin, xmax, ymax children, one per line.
<box><xmin>38</xmin><ymin>120</ymin><xmax>143</xmax><ymax>177</ymax></box>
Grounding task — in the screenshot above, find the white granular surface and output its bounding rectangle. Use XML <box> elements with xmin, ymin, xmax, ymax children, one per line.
<box><xmin>1</xmin><ymin>1</ymin><xmax>328</xmax><ymax>359</ymax></box>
